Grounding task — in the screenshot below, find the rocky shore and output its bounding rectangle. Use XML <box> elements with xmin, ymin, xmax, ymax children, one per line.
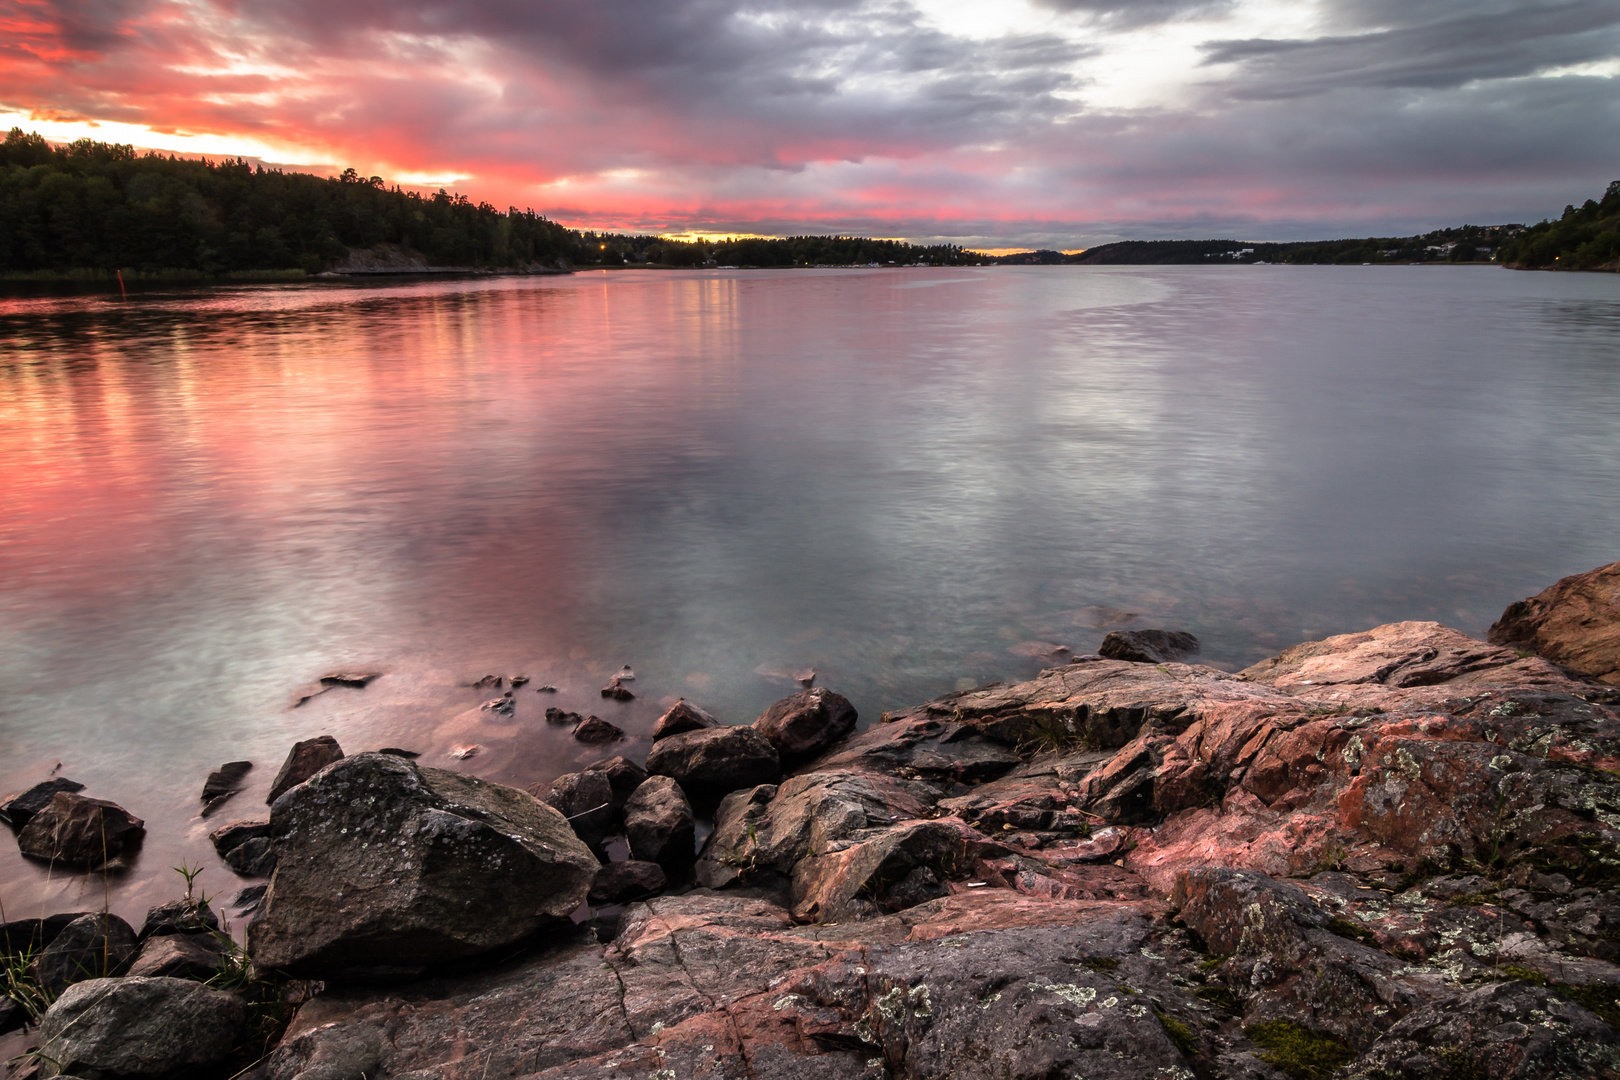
<box><xmin>4</xmin><ymin>563</ymin><xmax>1620</xmax><ymax>1080</ymax></box>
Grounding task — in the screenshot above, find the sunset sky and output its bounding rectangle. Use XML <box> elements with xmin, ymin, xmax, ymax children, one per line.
<box><xmin>3</xmin><ymin>0</ymin><xmax>1618</xmax><ymax>247</ymax></box>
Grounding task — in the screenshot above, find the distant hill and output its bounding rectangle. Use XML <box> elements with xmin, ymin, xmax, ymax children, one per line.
<box><xmin>0</xmin><ymin>128</ymin><xmax>975</xmax><ymax>278</ymax></box>
<box><xmin>998</xmin><ymin>227</ymin><xmax>1524</xmax><ymax>267</ymax></box>
<box><xmin>1497</xmin><ymin>181</ymin><xmax>1620</xmax><ymax>270</ymax></box>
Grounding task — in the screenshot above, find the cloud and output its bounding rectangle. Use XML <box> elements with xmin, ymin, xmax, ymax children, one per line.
<box><xmin>1202</xmin><ymin>0</ymin><xmax>1620</xmax><ymax>97</ymax></box>
<box><xmin>0</xmin><ymin>0</ymin><xmax>1616</xmax><ymax>245</ymax></box>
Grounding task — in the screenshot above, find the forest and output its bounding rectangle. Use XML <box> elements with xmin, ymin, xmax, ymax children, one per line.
<box><xmin>1496</xmin><ymin>181</ymin><xmax>1620</xmax><ymax>270</ymax></box>
<box><xmin>0</xmin><ymin>129</ymin><xmax>974</xmax><ymax>277</ymax></box>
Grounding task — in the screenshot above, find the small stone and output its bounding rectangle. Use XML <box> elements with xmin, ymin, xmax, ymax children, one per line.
<box><xmin>472</xmin><ymin>674</ymin><xmax>504</xmax><ymax>690</ymax></box>
<box><xmin>509</xmin><ymin>675</ymin><xmax>531</xmax><ymax>687</ymax></box>
<box><xmin>127</xmin><ymin>933</ymin><xmax>226</xmax><ymax>979</ymax></box>
<box><xmin>535</xmin><ymin>684</ymin><xmax>558</xmax><ymax>692</ymax></box>
<box><xmin>377</xmin><ymin>747</ymin><xmax>420</xmax><ymax>758</ymax></box>
<box><xmin>449</xmin><ymin>744</ymin><xmax>484</xmax><ymax>760</ymax></box>
<box><xmin>320</xmin><ymin>672</ymin><xmax>380</xmax><ymax>688</ymax></box>
<box><xmin>600</xmin><ymin>678</ymin><xmax>635</xmax><ymax>701</ymax></box>
<box><xmin>267</xmin><ymin>735</ymin><xmax>344</xmax><ymax>805</ymax></box>
<box><xmin>546</xmin><ymin>707</ymin><xmax>584</xmax><ymax>725</ymax></box>
<box><xmin>200</xmin><ymin>760</ymin><xmax>252</xmax><ymax>802</ymax></box>
<box><xmin>481</xmin><ymin>696</ymin><xmax>515</xmax><ymax>716</ymax></box>
<box><xmin>231</xmin><ymin>883</ymin><xmax>268</xmax><ymax>914</ymax></box>
<box><xmin>139</xmin><ymin>900</ymin><xmax>220</xmax><ymax>939</ymax></box>
<box><xmin>574</xmin><ymin>716</ymin><xmax>625</xmax><ymax>745</ymax></box>
<box><xmin>208</xmin><ymin>818</ymin><xmax>269</xmax><ymax>858</ymax></box>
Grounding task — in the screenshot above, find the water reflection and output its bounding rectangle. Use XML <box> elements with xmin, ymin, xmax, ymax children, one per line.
<box><xmin>2</xmin><ymin>265</ymin><xmax>1619</xmax><ymax>924</ymax></box>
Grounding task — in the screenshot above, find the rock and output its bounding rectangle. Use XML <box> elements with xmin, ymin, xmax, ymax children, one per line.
<box><xmin>510</xmin><ymin>674</ymin><xmax>530</xmax><ymax>687</ymax></box>
<box><xmin>1009</xmin><ymin>640</ymin><xmax>1072</xmax><ymax>659</ymax></box>
<box><xmin>573</xmin><ymin>715</ymin><xmax>624</xmax><ymax>744</ymax></box>
<box><xmin>600</xmin><ymin>677</ymin><xmax>634</xmax><ymax>701</ymax></box>
<box><xmin>0</xmin><ymin>778</ymin><xmax>85</xmax><ymax>829</ymax></box>
<box><xmin>0</xmin><ymin>912</ymin><xmax>92</xmax><ymax>956</ymax></box>
<box><xmin>322</xmin><ymin>671</ymin><xmax>380</xmax><ymax>688</ymax></box>
<box><xmin>127</xmin><ymin>932</ymin><xmax>226</xmax><ymax>979</ymax></box>
<box><xmin>231</xmin><ymin>883</ymin><xmax>268</xmax><ymax>915</ymax></box>
<box><xmin>546</xmin><ymin>706</ymin><xmax>584</xmax><ymax>725</ymax></box>
<box><xmin>1099</xmin><ymin>628</ymin><xmax>1200</xmax><ymax>663</ymax></box>
<box><xmin>652</xmin><ymin>698</ymin><xmax>715</xmax><ymax>740</ymax></box>
<box><xmin>1489</xmin><ymin>560</ymin><xmax>1620</xmax><ymax>685</ymax></box>
<box><xmin>0</xmin><ymin>995</ymin><xmax>21</xmax><ymax>1036</ymax></box>
<box><xmin>138</xmin><ymin>899</ymin><xmax>219</xmax><ymax>939</ymax></box>
<box><xmin>209</xmin><ymin>817</ymin><xmax>270</xmax><ymax>857</ymax></box>
<box><xmin>227</xmin><ymin>837</ymin><xmax>275</xmax><ymax>876</ymax></box>
<box><xmin>537</xmin><ymin>771</ymin><xmax>614</xmax><ymax>850</ymax></box>
<box><xmin>15</xmin><ymin>792</ymin><xmax>145</xmax><ymax>869</ymax></box>
<box><xmin>267</xmin><ymin>735</ymin><xmax>344</xmax><ymax>805</ymax></box>
<box><xmin>791</xmin><ymin>819</ymin><xmax>965</xmax><ymax>922</ymax></box>
<box><xmin>644</xmin><ymin>725</ymin><xmax>781</xmax><ymax>810</ymax></box>
<box><xmin>472</xmin><ymin>674</ymin><xmax>504</xmax><ymax>690</ymax></box>
<box><xmin>624</xmin><ymin>776</ymin><xmax>696</xmax><ymax>873</ymax></box>
<box><xmin>35</xmin><ymin>976</ymin><xmax>245</xmax><ymax>1077</ymax></box>
<box><xmin>31</xmin><ymin>913</ymin><xmax>138</xmax><ymax>998</ymax></box>
<box><xmin>588</xmin><ymin>860</ymin><xmax>667</xmax><ymax>905</ymax></box>
<box><xmin>481</xmin><ymin>695</ymin><xmax>515</xmax><ymax>716</ymax></box>
<box><xmin>376</xmin><ymin>746</ymin><xmax>420</xmax><ymax>758</ymax></box>
<box><xmin>751</xmin><ymin>687</ymin><xmax>858</xmax><ymax>768</ymax></box>
<box><xmin>247</xmin><ymin>752</ymin><xmax>598</xmax><ymax>979</ymax></box>
<box><xmin>200</xmin><ymin>760</ymin><xmax>252</xmax><ymax>816</ymax></box>
<box><xmin>585</xmin><ymin>755</ymin><xmax>648</xmax><ymax>816</ymax></box>
<box><xmin>448</xmin><ymin>743</ymin><xmax>484</xmax><ymax>760</ymax></box>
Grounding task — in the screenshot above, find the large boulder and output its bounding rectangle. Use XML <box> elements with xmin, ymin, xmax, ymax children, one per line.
<box><xmin>248</xmin><ymin>753</ymin><xmax>598</xmax><ymax>979</ymax></box>
<box><xmin>751</xmin><ymin>687</ymin><xmax>859</xmax><ymax>768</ymax></box>
<box><xmin>651</xmin><ymin>699</ymin><xmax>715</xmax><ymax>741</ymax></box>
<box><xmin>35</xmin><ymin>976</ymin><xmax>245</xmax><ymax>1077</ymax></box>
<box><xmin>16</xmin><ymin>792</ymin><xmax>144</xmax><ymax>868</ymax></box>
<box><xmin>644</xmin><ymin>725</ymin><xmax>780</xmax><ymax>810</ymax></box>
<box><xmin>1489</xmin><ymin>560</ymin><xmax>1620</xmax><ymax>684</ymax></box>
<box><xmin>623</xmin><ymin>776</ymin><xmax>695</xmax><ymax>872</ymax></box>
<box><xmin>1099</xmin><ymin>628</ymin><xmax>1199</xmax><ymax>664</ymax></box>
<box><xmin>0</xmin><ymin>778</ymin><xmax>84</xmax><ymax>829</ymax></box>
<box><xmin>537</xmin><ymin>770</ymin><xmax>614</xmax><ymax>850</ymax></box>
<box><xmin>267</xmin><ymin>735</ymin><xmax>344</xmax><ymax>805</ymax></box>
<box><xmin>31</xmin><ymin>913</ymin><xmax>138</xmax><ymax>998</ymax></box>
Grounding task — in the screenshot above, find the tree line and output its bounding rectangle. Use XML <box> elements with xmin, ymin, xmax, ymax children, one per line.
<box><xmin>0</xmin><ymin>129</ymin><xmax>974</xmax><ymax>277</ymax></box>
<box><xmin>1496</xmin><ymin>181</ymin><xmax>1620</xmax><ymax>271</ymax></box>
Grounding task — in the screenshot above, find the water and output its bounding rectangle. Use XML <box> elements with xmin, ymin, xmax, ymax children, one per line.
<box><xmin>2</xmin><ymin>264</ymin><xmax>1619</xmax><ymax>924</ymax></box>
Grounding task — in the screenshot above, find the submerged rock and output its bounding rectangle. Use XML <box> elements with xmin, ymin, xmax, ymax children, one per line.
<box><xmin>267</xmin><ymin>734</ymin><xmax>344</xmax><ymax>804</ymax></box>
<box><xmin>573</xmin><ymin>715</ymin><xmax>624</xmax><ymax>744</ymax></box>
<box><xmin>248</xmin><ymin>752</ymin><xmax>597</xmax><ymax>979</ymax></box>
<box><xmin>16</xmin><ymin>792</ymin><xmax>145</xmax><ymax>868</ymax></box>
<box><xmin>1098</xmin><ymin>628</ymin><xmax>1199</xmax><ymax>664</ymax></box>
<box><xmin>200</xmin><ymin>759</ymin><xmax>252</xmax><ymax>816</ymax></box>
<box><xmin>751</xmin><ymin>686</ymin><xmax>858</xmax><ymax>768</ymax></box>
<box><xmin>0</xmin><ymin>777</ymin><xmax>84</xmax><ymax>829</ymax></box>
<box><xmin>36</xmin><ymin>976</ymin><xmax>245</xmax><ymax>1077</ymax></box>
<box><xmin>644</xmin><ymin>725</ymin><xmax>780</xmax><ymax>810</ymax></box>
<box><xmin>1489</xmin><ymin>559</ymin><xmax>1620</xmax><ymax>685</ymax></box>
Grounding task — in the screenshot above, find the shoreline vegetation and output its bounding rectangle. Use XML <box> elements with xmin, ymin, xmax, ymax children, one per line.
<box><xmin>2</xmin><ymin>128</ymin><xmax>1616</xmax><ymax>284</ymax></box>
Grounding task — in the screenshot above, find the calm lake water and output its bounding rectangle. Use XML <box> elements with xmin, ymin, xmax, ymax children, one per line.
<box><xmin>2</xmin><ymin>264</ymin><xmax>1619</xmax><ymax>923</ymax></box>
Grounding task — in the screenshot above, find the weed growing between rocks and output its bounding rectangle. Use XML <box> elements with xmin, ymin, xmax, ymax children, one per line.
<box><xmin>1243</xmin><ymin>1020</ymin><xmax>1353</xmax><ymax>1080</ymax></box>
<box><xmin>0</xmin><ymin>941</ymin><xmax>51</xmax><ymax>1025</ymax></box>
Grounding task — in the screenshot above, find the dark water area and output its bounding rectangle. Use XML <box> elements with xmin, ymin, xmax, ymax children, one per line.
<box><xmin>2</xmin><ymin>264</ymin><xmax>1619</xmax><ymax>926</ymax></box>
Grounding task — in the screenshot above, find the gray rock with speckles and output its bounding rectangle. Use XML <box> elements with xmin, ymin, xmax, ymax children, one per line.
<box><xmin>248</xmin><ymin>752</ymin><xmax>598</xmax><ymax>980</ymax></box>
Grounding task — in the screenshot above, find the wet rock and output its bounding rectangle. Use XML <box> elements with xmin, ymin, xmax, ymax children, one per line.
<box><xmin>31</xmin><ymin>913</ymin><xmax>138</xmax><ymax>998</ymax></box>
<box><xmin>546</xmin><ymin>706</ymin><xmax>584</xmax><ymax>725</ymax></box>
<box><xmin>321</xmin><ymin>672</ymin><xmax>380</xmax><ymax>688</ymax></box>
<box><xmin>573</xmin><ymin>715</ymin><xmax>624</xmax><ymax>745</ymax></box>
<box><xmin>209</xmin><ymin>817</ymin><xmax>269</xmax><ymax>857</ymax></box>
<box><xmin>589</xmin><ymin>860</ymin><xmax>668</xmax><ymax>905</ymax></box>
<box><xmin>652</xmin><ymin>698</ymin><xmax>715</xmax><ymax>741</ymax></box>
<box><xmin>227</xmin><ymin>836</ymin><xmax>276</xmax><ymax>876</ymax></box>
<box><xmin>138</xmin><ymin>899</ymin><xmax>219</xmax><ymax>939</ymax></box>
<box><xmin>510</xmin><ymin>674</ymin><xmax>531</xmax><ymax>688</ymax></box>
<box><xmin>537</xmin><ymin>770</ymin><xmax>614</xmax><ymax>850</ymax></box>
<box><xmin>1099</xmin><ymin>628</ymin><xmax>1200</xmax><ymax>664</ymax></box>
<box><xmin>472</xmin><ymin>674</ymin><xmax>504</xmax><ymax>690</ymax></box>
<box><xmin>585</xmin><ymin>755</ymin><xmax>648</xmax><ymax>816</ymax></box>
<box><xmin>1009</xmin><ymin>640</ymin><xmax>1072</xmax><ymax>659</ymax></box>
<box><xmin>127</xmin><ymin>932</ymin><xmax>226</xmax><ymax>979</ymax></box>
<box><xmin>36</xmin><ymin>976</ymin><xmax>245</xmax><ymax>1077</ymax></box>
<box><xmin>1489</xmin><ymin>559</ymin><xmax>1620</xmax><ymax>685</ymax></box>
<box><xmin>624</xmin><ymin>776</ymin><xmax>696</xmax><ymax>873</ymax></box>
<box><xmin>16</xmin><ymin>792</ymin><xmax>145</xmax><ymax>869</ymax></box>
<box><xmin>231</xmin><ymin>884</ymin><xmax>268</xmax><ymax>915</ymax></box>
<box><xmin>376</xmin><ymin>746</ymin><xmax>420</xmax><ymax>758</ymax></box>
<box><xmin>200</xmin><ymin>760</ymin><xmax>252</xmax><ymax>816</ymax></box>
<box><xmin>267</xmin><ymin>735</ymin><xmax>344</xmax><ymax>805</ymax></box>
<box><xmin>0</xmin><ymin>778</ymin><xmax>84</xmax><ymax>830</ymax></box>
<box><xmin>248</xmin><ymin>752</ymin><xmax>597</xmax><ymax>979</ymax></box>
<box><xmin>448</xmin><ymin>743</ymin><xmax>483</xmax><ymax>760</ymax></box>
<box><xmin>481</xmin><ymin>695</ymin><xmax>515</xmax><ymax>716</ymax></box>
<box><xmin>644</xmin><ymin>725</ymin><xmax>781</xmax><ymax>810</ymax></box>
<box><xmin>600</xmin><ymin>677</ymin><xmax>635</xmax><ymax>701</ymax></box>
<box><xmin>751</xmin><ymin>687</ymin><xmax>858</xmax><ymax>768</ymax></box>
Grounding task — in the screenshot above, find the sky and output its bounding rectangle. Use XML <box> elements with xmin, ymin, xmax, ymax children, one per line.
<box><xmin>2</xmin><ymin>0</ymin><xmax>1618</xmax><ymax>247</ymax></box>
